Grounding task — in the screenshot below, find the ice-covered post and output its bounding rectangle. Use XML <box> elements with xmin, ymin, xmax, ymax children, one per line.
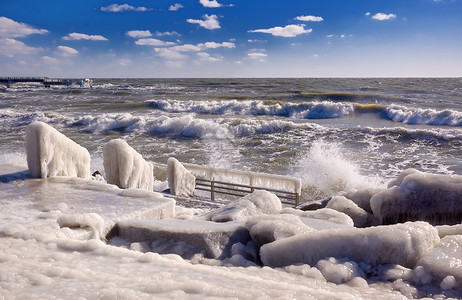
<box><xmin>26</xmin><ymin>121</ymin><xmax>91</xmax><ymax>179</ymax></box>
<box><xmin>103</xmin><ymin>139</ymin><xmax>154</xmax><ymax>191</ymax></box>
<box><xmin>167</xmin><ymin>157</ymin><xmax>196</xmax><ymax>197</ymax></box>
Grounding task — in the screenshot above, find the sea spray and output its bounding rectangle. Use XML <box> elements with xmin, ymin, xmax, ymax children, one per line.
<box><xmin>293</xmin><ymin>140</ymin><xmax>384</xmax><ymax>201</ymax></box>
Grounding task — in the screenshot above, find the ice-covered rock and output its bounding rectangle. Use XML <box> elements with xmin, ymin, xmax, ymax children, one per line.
<box><xmin>200</xmin><ymin>190</ymin><xmax>282</xmax><ymax>222</ymax></box>
<box><xmin>283</xmin><ymin>207</ymin><xmax>355</xmax><ymax>227</ymax></box>
<box><xmin>326</xmin><ymin>196</ymin><xmax>371</xmax><ymax>227</ymax></box>
<box><xmin>260</xmin><ymin>221</ymin><xmax>439</xmax><ymax>268</ymax></box>
<box><xmin>116</xmin><ymin>219</ymin><xmax>250</xmax><ymax>259</ymax></box>
<box><xmin>370</xmin><ymin>169</ymin><xmax>462</xmax><ymax>225</ymax></box>
<box><xmin>417</xmin><ymin>235</ymin><xmax>462</xmax><ymax>284</ymax></box>
<box><xmin>103</xmin><ymin>139</ymin><xmax>153</xmax><ymax>191</ymax></box>
<box><xmin>245</xmin><ymin>214</ymin><xmax>313</xmax><ymax>247</ymax></box>
<box><xmin>341</xmin><ymin>188</ymin><xmax>383</xmax><ymax>213</ymax></box>
<box><xmin>167</xmin><ymin>157</ymin><xmax>195</xmax><ymax>197</ymax></box>
<box><xmin>26</xmin><ymin>121</ymin><xmax>91</xmax><ymax>179</ymax></box>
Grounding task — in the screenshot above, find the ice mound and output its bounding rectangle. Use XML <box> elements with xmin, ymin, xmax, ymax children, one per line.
<box><xmin>326</xmin><ymin>196</ymin><xmax>372</xmax><ymax>227</ymax></box>
<box><xmin>370</xmin><ymin>169</ymin><xmax>462</xmax><ymax>225</ymax></box>
<box><xmin>417</xmin><ymin>235</ymin><xmax>462</xmax><ymax>285</ymax></box>
<box><xmin>200</xmin><ymin>190</ymin><xmax>282</xmax><ymax>222</ymax></box>
<box><xmin>282</xmin><ymin>207</ymin><xmax>355</xmax><ymax>227</ymax></box>
<box><xmin>167</xmin><ymin>157</ymin><xmax>195</xmax><ymax>197</ymax></box>
<box><xmin>103</xmin><ymin>139</ymin><xmax>153</xmax><ymax>191</ymax></box>
<box><xmin>116</xmin><ymin>219</ymin><xmax>250</xmax><ymax>259</ymax></box>
<box><xmin>26</xmin><ymin>121</ymin><xmax>91</xmax><ymax>178</ymax></box>
<box><xmin>260</xmin><ymin>221</ymin><xmax>439</xmax><ymax>268</ymax></box>
<box><xmin>245</xmin><ymin>214</ymin><xmax>313</xmax><ymax>247</ymax></box>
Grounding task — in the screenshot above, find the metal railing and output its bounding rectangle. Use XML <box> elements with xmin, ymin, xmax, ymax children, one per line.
<box><xmin>194</xmin><ymin>178</ymin><xmax>300</xmax><ymax>206</ymax></box>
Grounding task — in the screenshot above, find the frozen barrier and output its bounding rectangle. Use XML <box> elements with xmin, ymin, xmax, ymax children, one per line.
<box><xmin>182</xmin><ymin>162</ymin><xmax>302</xmax><ymax>205</ymax></box>
<box><xmin>260</xmin><ymin>221</ymin><xmax>439</xmax><ymax>269</ymax></box>
<box><xmin>370</xmin><ymin>169</ymin><xmax>462</xmax><ymax>225</ymax></box>
<box><xmin>103</xmin><ymin>139</ymin><xmax>153</xmax><ymax>191</ymax></box>
<box><xmin>26</xmin><ymin>121</ymin><xmax>91</xmax><ymax>179</ymax></box>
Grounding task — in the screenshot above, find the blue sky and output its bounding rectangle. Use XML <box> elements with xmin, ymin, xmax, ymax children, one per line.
<box><xmin>1</xmin><ymin>0</ymin><xmax>461</xmax><ymax>77</ymax></box>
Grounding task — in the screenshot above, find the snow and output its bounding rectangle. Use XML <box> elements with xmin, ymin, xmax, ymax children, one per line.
<box><xmin>370</xmin><ymin>169</ymin><xmax>462</xmax><ymax>225</ymax></box>
<box><xmin>260</xmin><ymin>221</ymin><xmax>440</xmax><ymax>268</ymax></box>
<box><xmin>167</xmin><ymin>157</ymin><xmax>196</xmax><ymax>197</ymax></box>
<box><xmin>26</xmin><ymin>121</ymin><xmax>91</xmax><ymax>179</ymax></box>
<box><xmin>326</xmin><ymin>195</ymin><xmax>372</xmax><ymax>227</ymax></box>
<box><xmin>103</xmin><ymin>139</ymin><xmax>154</xmax><ymax>191</ymax></box>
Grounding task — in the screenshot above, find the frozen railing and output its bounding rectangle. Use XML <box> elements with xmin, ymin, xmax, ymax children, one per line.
<box><xmin>182</xmin><ymin>163</ymin><xmax>302</xmax><ymax>206</ymax></box>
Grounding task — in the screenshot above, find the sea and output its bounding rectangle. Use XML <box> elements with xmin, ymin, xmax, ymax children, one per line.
<box><xmin>2</xmin><ymin>77</ymin><xmax>462</xmax><ymax>201</ymax></box>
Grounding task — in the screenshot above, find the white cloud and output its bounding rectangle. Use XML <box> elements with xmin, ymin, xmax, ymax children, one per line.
<box><xmin>56</xmin><ymin>46</ymin><xmax>79</xmax><ymax>57</ymax></box>
<box><xmin>42</xmin><ymin>56</ymin><xmax>59</xmax><ymax>64</ymax></box>
<box><xmin>247</xmin><ymin>52</ymin><xmax>267</xmax><ymax>61</ymax></box>
<box><xmin>326</xmin><ymin>34</ymin><xmax>335</xmax><ymax>38</ymax></box>
<box><xmin>156</xmin><ymin>31</ymin><xmax>181</xmax><ymax>37</ymax></box>
<box><xmin>0</xmin><ymin>38</ymin><xmax>43</xmax><ymax>57</ymax></box>
<box><xmin>365</xmin><ymin>12</ymin><xmax>371</xmax><ymax>16</ymax></box>
<box><xmin>371</xmin><ymin>13</ymin><xmax>397</xmax><ymax>21</ymax></box>
<box><xmin>249</xmin><ymin>24</ymin><xmax>312</xmax><ymax>37</ymax></box>
<box><xmin>135</xmin><ymin>38</ymin><xmax>176</xmax><ymax>46</ymax></box>
<box><xmin>199</xmin><ymin>0</ymin><xmax>222</xmax><ymax>7</ymax></box>
<box><xmin>187</xmin><ymin>14</ymin><xmax>220</xmax><ymax>30</ymax></box>
<box><xmin>100</xmin><ymin>4</ymin><xmax>151</xmax><ymax>12</ymax></box>
<box><xmin>0</xmin><ymin>17</ymin><xmax>48</xmax><ymax>38</ymax></box>
<box><xmin>154</xmin><ymin>48</ymin><xmax>187</xmax><ymax>59</ymax></box>
<box><xmin>126</xmin><ymin>30</ymin><xmax>152</xmax><ymax>38</ymax></box>
<box><xmin>62</xmin><ymin>33</ymin><xmax>107</xmax><ymax>41</ymax></box>
<box><xmin>169</xmin><ymin>3</ymin><xmax>184</xmax><ymax>11</ymax></box>
<box><xmin>197</xmin><ymin>52</ymin><xmax>222</xmax><ymax>62</ymax></box>
<box><xmin>171</xmin><ymin>44</ymin><xmax>203</xmax><ymax>52</ymax></box>
<box><xmin>201</xmin><ymin>41</ymin><xmax>235</xmax><ymax>49</ymax></box>
<box><xmin>295</xmin><ymin>15</ymin><xmax>323</xmax><ymax>22</ymax></box>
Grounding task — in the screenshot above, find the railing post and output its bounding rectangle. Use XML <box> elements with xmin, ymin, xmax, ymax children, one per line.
<box><xmin>210</xmin><ymin>180</ymin><xmax>215</xmax><ymax>201</ymax></box>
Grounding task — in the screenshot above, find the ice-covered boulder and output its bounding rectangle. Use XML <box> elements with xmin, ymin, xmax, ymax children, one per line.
<box><xmin>200</xmin><ymin>190</ymin><xmax>282</xmax><ymax>222</ymax></box>
<box><xmin>26</xmin><ymin>121</ymin><xmax>91</xmax><ymax>179</ymax></box>
<box><xmin>116</xmin><ymin>219</ymin><xmax>250</xmax><ymax>259</ymax></box>
<box><xmin>370</xmin><ymin>169</ymin><xmax>462</xmax><ymax>225</ymax></box>
<box><xmin>167</xmin><ymin>157</ymin><xmax>195</xmax><ymax>197</ymax></box>
<box><xmin>341</xmin><ymin>188</ymin><xmax>383</xmax><ymax>213</ymax></box>
<box><xmin>260</xmin><ymin>221</ymin><xmax>439</xmax><ymax>268</ymax></box>
<box><xmin>245</xmin><ymin>214</ymin><xmax>313</xmax><ymax>247</ymax></box>
<box><xmin>417</xmin><ymin>235</ymin><xmax>462</xmax><ymax>284</ymax></box>
<box><xmin>103</xmin><ymin>139</ymin><xmax>153</xmax><ymax>191</ymax></box>
<box><xmin>326</xmin><ymin>196</ymin><xmax>371</xmax><ymax>227</ymax></box>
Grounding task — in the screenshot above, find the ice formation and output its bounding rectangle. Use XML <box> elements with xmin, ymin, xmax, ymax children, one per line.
<box><xmin>103</xmin><ymin>139</ymin><xmax>154</xmax><ymax>191</ymax></box>
<box><xmin>260</xmin><ymin>221</ymin><xmax>440</xmax><ymax>268</ymax></box>
<box><xmin>370</xmin><ymin>168</ymin><xmax>462</xmax><ymax>225</ymax></box>
<box><xmin>200</xmin><ymin>190</ymin><xmax>282</xmax><ymax>222</ymax></box>
<box><xmin>26</xmin><ymin>121</ymin><xmax>91</xmax><ymax>179</ymax></box>
<box><xmin>417</xmin><ymin>235</ymin><xmax>462</xmax><ymax>284</ymax></box>
<box><xmin>117</xmin><ymin>219</ymin><xmax>250</xmax><ymax>259</ymax></box>
<box><xmin>183</xmin><ymin>162</ymin><xmax>301</xmax><ymax>195</ymax></box>
<box><xmin>326</xmin><ymin>195</ymin><xmax>371</xmax><ymax>227</ymax></box>
<box><xmin>167</xmin><ymin>157</ymin><xmax>196</xmax><ymax>197</ymax></box>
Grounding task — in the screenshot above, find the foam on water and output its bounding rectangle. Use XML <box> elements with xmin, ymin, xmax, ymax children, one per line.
<box><xmin>385</xmin><ymin>104</ymin><xmax>462</xmax><ymax>126</ymax></box>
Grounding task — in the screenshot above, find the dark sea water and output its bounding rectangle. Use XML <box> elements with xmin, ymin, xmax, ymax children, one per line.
<box><xmin>1</xmin><ymin>78</ymin><xmax>462</xmax><ymax>201</ymax></box>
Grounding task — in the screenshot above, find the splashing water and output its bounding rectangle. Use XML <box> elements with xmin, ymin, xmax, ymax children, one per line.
<box><xmin>294</xmin><ymin>140</ymin><xmax>384</xmax><ymax>201</ymax></box>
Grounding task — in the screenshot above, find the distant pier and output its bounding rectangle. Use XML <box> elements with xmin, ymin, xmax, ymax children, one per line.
<box><xmin>0</xmin><ymin>77</ymin><xmax>92</xmax><ymax>88</ymax></box>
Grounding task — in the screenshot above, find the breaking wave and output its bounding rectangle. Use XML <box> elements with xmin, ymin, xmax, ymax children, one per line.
<box><xmin>147</xmin><ymin>99</ymin><xmax>356</xmax><ymax>119</ymax></box>
<box><xmin>385</xmin><ymin>104</ymin><xmax>462</xmax><ymax>126</ymax></box>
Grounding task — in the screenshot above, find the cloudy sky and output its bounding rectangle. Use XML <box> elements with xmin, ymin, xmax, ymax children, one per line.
<box><xmin>1</xmin><ymin>0</ymin><xmax>461</xmax><ymax>77</ymax></box>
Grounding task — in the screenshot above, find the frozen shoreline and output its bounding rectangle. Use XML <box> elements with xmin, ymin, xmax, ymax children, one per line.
<box><xmin>1</xmin><ymin>162</ymin><xmax>462</xmax><ymax>299</ymax></box>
